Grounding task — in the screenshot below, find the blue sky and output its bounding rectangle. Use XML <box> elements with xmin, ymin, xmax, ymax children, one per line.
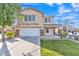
<box><xmin>20</xmin><ymin>3</ymin><xmax>79</xmax><ymax>28</ymax></box>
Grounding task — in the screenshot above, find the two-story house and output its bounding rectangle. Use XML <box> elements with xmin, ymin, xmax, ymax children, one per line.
<box><xmin>15</xmin><ymin>8</ymin><xmax>60</xmax><ymax>37</ymax></box>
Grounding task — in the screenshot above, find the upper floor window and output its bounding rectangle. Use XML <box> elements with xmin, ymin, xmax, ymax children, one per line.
<box><xmin>44</xmin><ymin>17</ymin><xmax>53</xmax><ymax>24</ymax></box>
<box><xmin>25</xmin><ymin>15</ymin><xmax>36</xmax><ymax>22</ymax></box>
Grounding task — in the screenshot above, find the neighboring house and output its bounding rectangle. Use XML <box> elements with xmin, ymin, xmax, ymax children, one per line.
<box><xmin>63</xmin><ymin>25</ymin><xmax>75</xmax><ymax>32</ymax></box>
<box><xmin>15</xmin><ymin>8</ymin><xmax>60</xmax><ymax>37</ymax></box>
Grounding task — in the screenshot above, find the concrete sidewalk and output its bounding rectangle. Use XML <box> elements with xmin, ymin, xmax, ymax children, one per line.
<box><xmin>0</xmin><ymin>37</ymin><xmax>40</xmax><ymax>56</ymax></box>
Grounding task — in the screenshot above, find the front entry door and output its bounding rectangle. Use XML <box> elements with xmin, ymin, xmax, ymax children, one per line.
<box><xmin>45</xmin><ymin>28</ymin><xmax>51</xmax><ymax>35</ymax></box>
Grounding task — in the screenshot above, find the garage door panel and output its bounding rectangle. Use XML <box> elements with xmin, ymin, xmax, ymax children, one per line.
<box><xmin>20</xmin><ymin>28</ymin><xmax>40</xmax><ymax>36</ymax></box>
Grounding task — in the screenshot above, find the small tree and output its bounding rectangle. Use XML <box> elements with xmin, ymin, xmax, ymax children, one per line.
<box><xmin>58</xmin><ymin>29</ymin><xmax>63</xmax><ymax>39</ymax></box>
<box><xmin>58</xmin><ymin>30</ymin><xmax>68</xmax><ymax>39</ymax></box>
<box><xmin>0</xmin><ymin>4</ymin><xmax>21</xmax><ymax>41</ymax></box>
<box><xmin>0</xmin><ymin>3</ymin><xmax>21</xmax><ymax>55</ymax></box>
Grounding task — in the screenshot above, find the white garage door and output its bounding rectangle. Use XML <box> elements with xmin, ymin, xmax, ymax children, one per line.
<box><xmin>19</xmin><ymin>28</ymin><xmax>40</xmax><ymax>36</ymax></box>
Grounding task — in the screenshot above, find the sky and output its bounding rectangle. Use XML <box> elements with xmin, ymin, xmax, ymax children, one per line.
<box><xmin>20</xmin><ymin>3</ymin><xmax>79</xmax><ymax>28</ymax></box>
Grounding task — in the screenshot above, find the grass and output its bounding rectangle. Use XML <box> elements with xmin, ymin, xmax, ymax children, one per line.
<box><xmin>41</xmin><ymin>39</ymin><xmax>79</xmax><ymax>56</ymax></box>
<box><xmin>41</xmin><ymin>48</ymin><xmax>63</xmax><ymax>56</ymax></box>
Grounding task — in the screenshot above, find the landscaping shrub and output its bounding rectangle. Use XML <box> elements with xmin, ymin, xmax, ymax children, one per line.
<box><xmin>5</xmin><ymin>31</ymin><xmax>15</xmax><ymax>39</ymax></box>
<box><xmin>58</xmin><ymin>30</ymin><xmax>63</xmax><ymax>39</ymax></box>
<box><xmin>58</xmin><ymin>30</ymin><xmax>68</xmax><ymax>39</ymax></box>
<box><xmin>62</xmin><ymin>31</ymin><xmax>68</xmax><ymax>37</ymax></box>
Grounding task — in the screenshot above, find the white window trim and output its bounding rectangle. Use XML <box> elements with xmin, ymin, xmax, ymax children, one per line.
<box><xmin>25</xmin><ymin>15</ymin><xmax>36</xmax><ymax>23</ymax></box>
<box><xmin>44</xmin><ymin>17</ymin><xmax>53</xmax><ymax>24</ymax></box>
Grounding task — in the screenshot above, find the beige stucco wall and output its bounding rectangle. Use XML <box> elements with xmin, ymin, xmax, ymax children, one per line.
<box><xmin>54</xmin><ymin>28</ymin><xmax>59</xmax><ymax>34</ymax></box>
<box><xmin>20</xmin><ymin>9</ymin><xmax>44</xmax><ymax>28</ymax></box>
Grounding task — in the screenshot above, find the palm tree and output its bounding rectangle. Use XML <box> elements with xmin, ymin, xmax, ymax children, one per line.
<box><xmin>0</xmin><ymin>3</ymin><xmax>21</xmax><ymax>56</ymax></box>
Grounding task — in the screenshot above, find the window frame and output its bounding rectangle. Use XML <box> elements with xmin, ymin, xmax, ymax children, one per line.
<box><xmin>25</xmin><ymin>15</ymin><xmax>36</xmax><ymax>23</ymax></box>
<box><xmin>44</xmin><ymin>17</ymin><xmax>53</xmax><ymax>24</ymax></box>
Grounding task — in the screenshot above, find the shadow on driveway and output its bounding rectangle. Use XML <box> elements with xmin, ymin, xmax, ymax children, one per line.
<box><xmin>6</xmin><ymin>38</ymin><xmax>19</xmax><ymax>43</ymax></box>
<box><xmin>0</xmin><ymin>39</ymin><xmax>10</xmax><ymax>56</ymax></box>
<box><xmin>20</xmin><ymin>36</ymin><xmax>40</xmax><ymax>46</ymax></box>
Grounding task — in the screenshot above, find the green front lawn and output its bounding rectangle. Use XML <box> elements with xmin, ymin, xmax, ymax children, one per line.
<box><xmin>41</xmin><ymin>39</ymin><xmax>79</xmax><ymax>56</ymax></box>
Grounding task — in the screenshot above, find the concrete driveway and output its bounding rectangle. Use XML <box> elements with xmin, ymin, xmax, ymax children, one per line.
<box><xmin>0</xmin><ymin>36</ymin><xmax>40</xmax><ymax>56</ymax></box>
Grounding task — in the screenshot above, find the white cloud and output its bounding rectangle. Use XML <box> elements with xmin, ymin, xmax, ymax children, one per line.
<box><xmin>54</xmin><ymin>3</ymin><xmax>79</xmax><ymax>28</ymax></box>
<box><xmin>71</xmin><ymin>3</ymin><xmax>79</xmax><ymax>11</ymax></box>
<box><xmin>46</xmin><ymin>3</ymin><xmax>53</xmax><ymax>6</ymax></box>
<box><xmin>64</xmin><ymin>16</ymin><xmax>74</xmax><ymax>19</ymax></box>
<box><xmin>58</xmin><ymin>5</ymin><xmax>71</xmax><ymax>14</ymax></box>
<box><xmin>45</xmin><ymin>3</ymin><xmax>55</xmax><ymax>6</ymax></box>
<box><xmin>75</xmin><ymin>8</ymin><xmax>79</xmax><ymax>11</ymax></box>
<box><xmin>72</xmin><ymin>3</ymin><xmax>79</xmax><ymax>8</ymax></box>
<box><xmin>57</xmin><ymin>3</ymin><xmax>63</xmax><ymax>6</ymax></box>
<box><xmin>46</xmin><ymin>3</ymin><xmax>63</xmax><ymax>6</ymax></box>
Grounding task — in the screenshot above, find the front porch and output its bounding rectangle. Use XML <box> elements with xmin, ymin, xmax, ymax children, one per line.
<box><xmin>44</xmin><ymin>27</ymin><xmax>59</xmax><ymax>36</ymax></box>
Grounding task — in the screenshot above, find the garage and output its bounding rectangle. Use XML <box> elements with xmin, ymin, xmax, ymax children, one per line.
<box><xmin>19</xmin><ymin>28</ymin><xmax>40</xmax><ymax>36</ymax></box>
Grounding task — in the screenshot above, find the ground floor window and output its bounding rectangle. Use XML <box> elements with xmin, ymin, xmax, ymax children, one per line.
<box><xmin>46</xmin><ymin>28</ymin><xmax>49</xmax><ymax>33</ymax></box>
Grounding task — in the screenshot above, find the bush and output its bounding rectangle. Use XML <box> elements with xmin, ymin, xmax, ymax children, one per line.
<box><xmin>5</xmin><ymin>31</ymin><xmax>15</xmax><ymax>39</ymax></box>
<box><xmin>62</xmin><ymin>31</ymin><xmax>68</xmax><ymax>37</ymax></box>
<box><xmin>58</xmin><ymin>30</ymin><xmax>68</xmax><ymax>39</ymax></box>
